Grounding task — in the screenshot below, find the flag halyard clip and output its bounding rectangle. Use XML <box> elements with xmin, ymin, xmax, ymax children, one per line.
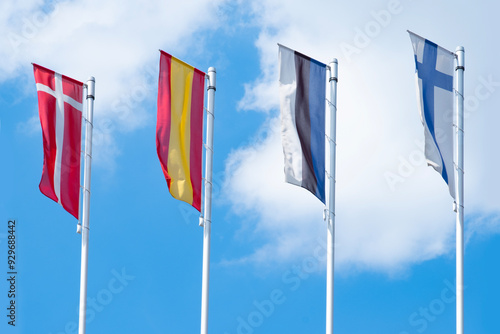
<box><xmin>82</xmin><ymin>116</ymin><xmax>94</xmax><ymax>128</ymax></box>
<box><xmin>205</xmin><ymin>106</ymin><xmax>215</xmax><ymax>118</ymax></box>
<box><xmin>453</xmin><ymin>123</ymin><xmax>464</xmax><ymax>135</ymax></box>
<box><xmin>326</xmin><ymin>98</ymin><xmax>337</xmax><ymax>110</ymax></box>
<box><xmin>453</xmin><ymin>161</ymin><xmax>465</xmax><ymax>175</ymax></box>
<box><xmin>454</xmin><ymin>88</ymin><xmax>465</xmax><ymax>101</ymax></box>
<box><xmin>76</xmin><ymin>222</ymin><xmax>89</xmax><ymax>234</ymax></box>
<box><xmin>325</xmin><ymin>134</ymin><xmax>336</xmax><ymax>147</ymax></box>
<box><xmin>204</xmin><ymin>144</ymin><xmax>214</xmax><ymax>153</ymax></box>
<box><xmin>453</xmin><ymin>201</ymin><xmax>464</xmax><ymax>213</ymax></box>
<box><xmin>323</xmin><ymin>209</ymin><xmax>335</xmax><ymax>221</ymax></box>
<box><xmin>199</xmin><ymin>216</ymin><xmax>211</xmax><ymax>227</ymax></box>
<box><xmin>325</xmin><ymin>170</ymin><xmax>336</xmax><ymax>183</ymax></box>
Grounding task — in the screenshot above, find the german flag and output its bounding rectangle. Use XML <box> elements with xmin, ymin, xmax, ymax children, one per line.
<box><xmin>156</xmin><ymin>51</ymin><xmax>205</xmax><ymax>211</ymax></box>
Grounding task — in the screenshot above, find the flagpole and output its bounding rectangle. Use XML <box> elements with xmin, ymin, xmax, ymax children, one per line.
<box><xmin>200</xmin><ymin>67</ymin><xmax>216</xmax><ymax>334</ymax></box>
<box><xmin>78</xmin><ymin>77</ymin><xmax>95</xmax><ymax>334</ymax></box>
<box><xmin>454</xmin><ymin>47</ymin><xmax>465</xmax><ymax>334</ymax></box>
<box><xmin>326</xmin><ymin>59</ymin><xmax>338</xmax><ymax>334</ymax></box>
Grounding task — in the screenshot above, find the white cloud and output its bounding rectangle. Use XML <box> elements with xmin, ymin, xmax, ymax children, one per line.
<box><xmin>5</xmin><ymin>0</ymin><xmax>500</xmax><ymax>273</ymax></box>
<box><xmin>16</xmin><ymin>113</ymin><xmax>40</xmax><ymax>136</ymax></box>
<box><xmin>224</xmin><ymin>116</ymin><xmax>456</xmax><ymax>273</ymax></box>
<box><xmin>224</xmin><ymin>118</ymin><xmax>325</xmax><ymax>263</ymax></box>
<box><xmin>223</xmin><ymin>0</ymin><xmax>500</xmax><ymax>273</ymax></box>
<box><xmin>1</xmin><ymin>0</ymin><xmax>228</xmax><ymax>167</ymax></box>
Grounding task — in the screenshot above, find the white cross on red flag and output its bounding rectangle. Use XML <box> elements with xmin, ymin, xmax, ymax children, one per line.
<box><xmin>33</xmin><ymin>64</ymin><xmax>84</xmax><ymax>219</ymax></box>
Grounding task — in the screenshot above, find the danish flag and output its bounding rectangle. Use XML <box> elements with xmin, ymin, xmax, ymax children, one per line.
<box><xmin>33</xmin><ymin>64</ymin><xmax>84</xmax><ymax>219</ymax></box>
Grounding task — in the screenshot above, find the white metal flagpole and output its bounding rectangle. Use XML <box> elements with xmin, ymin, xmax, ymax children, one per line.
<box><xmin>78</xmin><ymin>77</ymin><xmax>95</xmax><ymax>334</ymax></box>
<box><xmin>454</xmin><ymin>47</ymin><xmax>465</xmax><ymax>334</ymax></box>
<box><xmin>326</xmin><ymin>59</ymin><xmax>338</xmax><ymax>334</ymax></box>
<box><xmin>200</xmin><ymin>67</ymin><xmax>216</xmax><ymax>334</ymax></box>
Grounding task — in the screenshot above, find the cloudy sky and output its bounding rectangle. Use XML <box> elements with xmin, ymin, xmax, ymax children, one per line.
<box><xmin>1</xmin><ymin>0</ymin><xmax>500</xmax><ymax>333</ymax></box>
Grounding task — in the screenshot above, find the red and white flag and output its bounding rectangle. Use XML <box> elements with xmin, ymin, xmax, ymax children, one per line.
<box><xmin>33</xmin><ymin>64</ymin><xmax>84</xmax><ymax>219</ymax></box>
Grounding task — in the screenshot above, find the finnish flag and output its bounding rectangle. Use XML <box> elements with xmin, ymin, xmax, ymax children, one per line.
<box><xmin>409</xmin><ymin>31</ymin><xmax>456</xmax><ymax>199</ymax></box>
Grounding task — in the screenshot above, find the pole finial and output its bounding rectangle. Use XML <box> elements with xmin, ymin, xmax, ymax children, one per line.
<box><xmin>86</xmin><ymin>77</ymin><xmax>96</xmax><ymax>100</ymax></box>
<box><xmin>329</xmin><ymin>59</ymin><xmax>338</xmax><ymax>82</ymax></box>
<box><xmin>455</xmin><ymin>47</ymin><xmax>465</xmax><ymax>71</ymax></box>
<box><xmin>207</xmin><ymin>67</ymin><xmax>216</xmax><ymax>91</ymax></box>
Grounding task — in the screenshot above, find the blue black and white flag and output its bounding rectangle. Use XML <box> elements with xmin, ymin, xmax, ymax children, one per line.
<box><xmin>278</xmin><ymin>44</ymin><xmax>326</xmax><ymax>203</ymax></box>
<box><xmin>408</xmin><ymin>31</ymin><xmax>456</xmax><ymax>199</ymax></box>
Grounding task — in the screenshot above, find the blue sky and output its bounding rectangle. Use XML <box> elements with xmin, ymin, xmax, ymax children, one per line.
<box><xmin>1</xmin><ymin>0</ymin><xmax>500</xmax><ymax>333</ymax></box>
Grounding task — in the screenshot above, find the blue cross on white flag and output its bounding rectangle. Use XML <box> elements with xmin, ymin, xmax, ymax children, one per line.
<box><xmin>408</xmin><ymin>31</ymin><xmax>456</xmax><ymax>199</ymax></box>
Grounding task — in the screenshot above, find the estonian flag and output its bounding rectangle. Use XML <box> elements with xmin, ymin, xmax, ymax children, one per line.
<box><xmin>278</xmin><ymin>44</ymin><xmax>326</xmax><ymax>203</ymax></box>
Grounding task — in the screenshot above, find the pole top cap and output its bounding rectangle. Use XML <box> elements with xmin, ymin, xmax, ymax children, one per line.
<box><xmin>208</xmin><ymin>67</ymin><xmax>216</xmax><ymax>73</ymax></box>
<box><xmin>455</xmin><ymin>46</ymin><xmax>464</xmax><ymax>53</ymax></box>
<box><xmin>86</xmin><ymin>76</ymin><xmax>95</xmax><ymax>99</ymax></box>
